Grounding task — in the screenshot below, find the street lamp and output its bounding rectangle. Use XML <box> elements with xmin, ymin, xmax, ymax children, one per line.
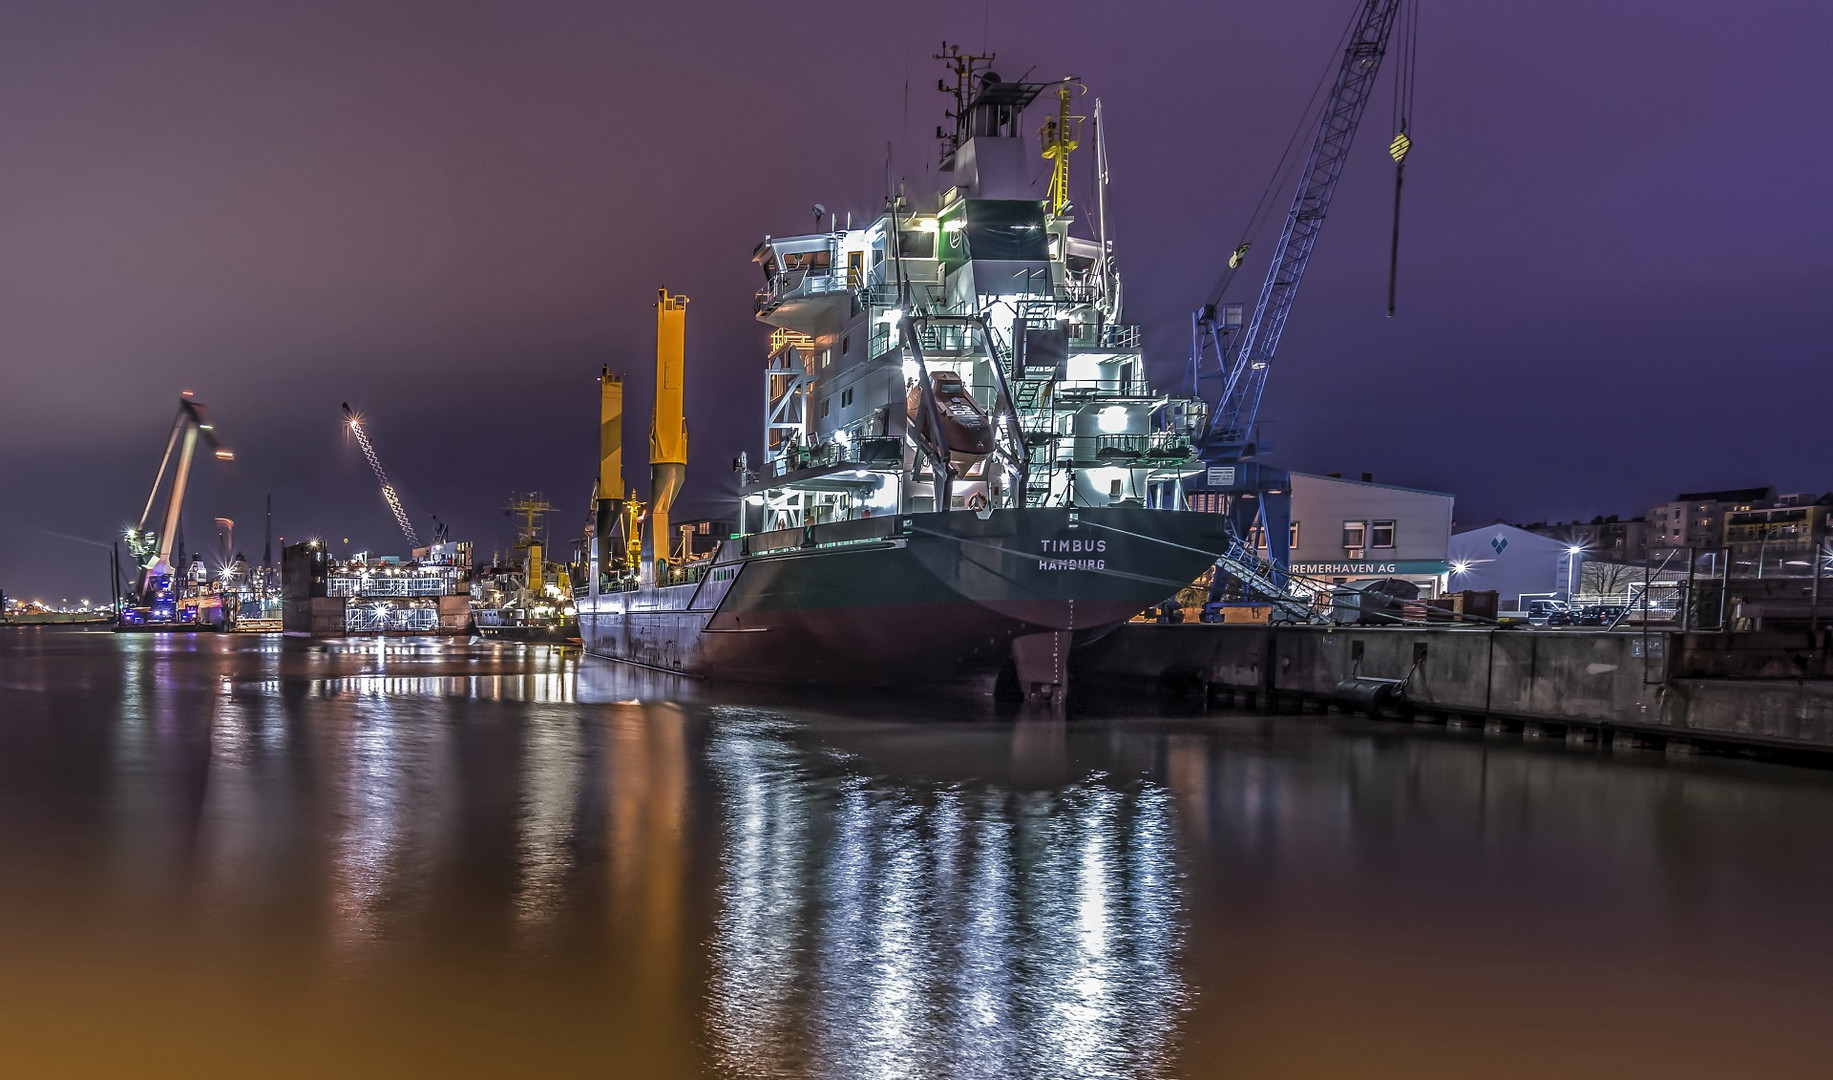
<box><xmin>1566</xmin><ymin>545</ymin><xmax>1584</xmax><ymax>600</ymax></box>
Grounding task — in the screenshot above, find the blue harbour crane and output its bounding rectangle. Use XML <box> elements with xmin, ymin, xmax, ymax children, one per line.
<box><xmin>122</xmin><ymin>395</ymin><xmax>234</xmax><ymax>617</ymax></box>
<box><xmin>1190</xmin><ymin>0</ymin><xmax>1413</xmax><ymax>577</ymax></box>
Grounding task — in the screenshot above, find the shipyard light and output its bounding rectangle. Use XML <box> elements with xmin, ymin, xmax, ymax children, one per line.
<box><xmin>1097</xmin><ymin>405</ymin><xmax>1130</xmax><ymax>433</ymax></box>
<box><xmin>1451</xmin><ymin>560</ymin><xmax>1471</xmax><ymax>575</ymax></box>
<box><xmin>1567</xmin><ymin>545</ymin><xmax>1583</xmax><ymax>555</ymax></box>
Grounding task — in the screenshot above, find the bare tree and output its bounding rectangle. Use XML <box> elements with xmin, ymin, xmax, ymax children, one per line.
<box><xmin>1580</xmin><ymin>560</ymin><xmax>1639</xmax><ymax>599</ymax></box>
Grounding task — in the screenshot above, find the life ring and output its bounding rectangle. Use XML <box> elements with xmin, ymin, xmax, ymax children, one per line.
<box><xmin>967</xmin><ymin>492</ymin><xmax>989</xmax><ymax>512</ymax></box>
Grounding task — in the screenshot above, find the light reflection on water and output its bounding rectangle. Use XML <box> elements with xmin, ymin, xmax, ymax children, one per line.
<box><xmin>705</xmin><ymin>712</ymin><xmax>1184</xmax><ymax>1080</ymax></box>
<box><xmin>4</xmin><ymin>632</ymin><xmax>1833</xmax><ymax>1077</ymax></box>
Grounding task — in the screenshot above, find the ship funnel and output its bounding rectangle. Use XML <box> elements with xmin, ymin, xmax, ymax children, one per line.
<box><xmin>648</xmin><ymin>290</ymin><xmax>689</xmax><ymax>581</ymax></box>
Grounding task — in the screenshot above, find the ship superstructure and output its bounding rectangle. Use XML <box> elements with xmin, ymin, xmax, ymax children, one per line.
<box><xmin>743</xmin><ymin>54</ymin><xmax>1204</xmax><ymax>532</ymax></box>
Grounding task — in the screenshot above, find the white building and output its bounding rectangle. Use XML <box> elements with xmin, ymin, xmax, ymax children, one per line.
<box><xmin>1255</xmin><ymin>473</ymin><xmax>1454</xmax><ymax>597</ymax></box>
<box><xmin>1447</xmin><ymin>523</ymin><xmax>1579</xmax><ymax>613</ymax></box>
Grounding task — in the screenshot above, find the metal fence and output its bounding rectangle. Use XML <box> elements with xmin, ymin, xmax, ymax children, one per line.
<box><xmin>344</xmin><ymin>603</ymin><xmax>441</xmax><ymax>633</ymax></box>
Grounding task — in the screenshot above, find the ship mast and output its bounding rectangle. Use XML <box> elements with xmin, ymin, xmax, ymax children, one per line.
<box><xmin>1038</xmin><ymin>82</ymin><xmax>1082</xmax><ymax>217</ymax></box>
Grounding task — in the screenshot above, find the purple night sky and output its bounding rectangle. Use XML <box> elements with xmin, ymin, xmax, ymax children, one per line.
<box><xmin>2</xmin><ymin>0</ymin><xmax>1829</xmax><ymax>601</ymax></box>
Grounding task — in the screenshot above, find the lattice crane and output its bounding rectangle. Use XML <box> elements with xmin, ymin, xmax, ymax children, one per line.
<box><xmin>342</xmin><ymin>403</ymin><xmax>421</xmax><ymax>549</ymax></box>
<box><xmin>1191</xmin><ymin>0</ymin><xmax>1409</xmax><ymax>570</ymax></box>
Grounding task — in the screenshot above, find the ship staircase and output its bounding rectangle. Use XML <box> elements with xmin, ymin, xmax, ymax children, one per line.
<box><xmin>1213</xmin><ymin>536</ymin><xmax>1328</xmax><ymax>624</ymax></box>
<box><xmin>1011</xmin><ymin>377</ymin><xmax>1050</xmax><ymax>411</ymax></box>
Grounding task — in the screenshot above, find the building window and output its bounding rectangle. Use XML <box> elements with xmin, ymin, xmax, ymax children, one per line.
<box><xmin>842</xmin><ymin>335</ymin><xmax>850</xmax><ymax>355</ymax></box>
<box><xmin>841</xmin><ymin>387</ymin><xmax>854</xmax><ymax>408</ymax></box>
<box><xmin>1252</xmin><ymin>522</ymin><xmax>1300</xmax><ymax>549</ymax></box>
<box><xmin>1370</xmin><ymin>520</ymin><xmax>1395</xmax><ymax>548</ymax></box>
<box><xmin>818</xmin><ymin>399</ymin><xmax>830</xmax><ymax>419</ymax></box>
<box><xmin>1342</xmin><ymin>521</ymin><xmax>1366</xmax><ymax>549</ymax></box>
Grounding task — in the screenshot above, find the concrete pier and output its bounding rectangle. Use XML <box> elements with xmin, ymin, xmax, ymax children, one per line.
<box><xmin>1075</xmin><ymin>624</ymin><xmax>1833</xmax><ymax>757</ymax></box>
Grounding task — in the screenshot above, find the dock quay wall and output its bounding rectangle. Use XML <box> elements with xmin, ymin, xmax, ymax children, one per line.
<box><xmin>1075</xmin><ymin>625</ymin><xmax>1833</xmax><ymax>756</ymax></box>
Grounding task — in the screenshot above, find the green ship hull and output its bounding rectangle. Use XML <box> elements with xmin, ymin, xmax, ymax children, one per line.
<box><xmin>579</xmin><ymin>505</ymin><xmax>1230</xmax><ymax>688</ymax></box>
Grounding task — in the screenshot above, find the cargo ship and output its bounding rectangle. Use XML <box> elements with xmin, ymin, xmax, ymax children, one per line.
<box><xmin>578</xmin><ymin>54</ymin><xmax>1238</xmax><ymax>697</ymax></box>
<box><xmin>470</xmin><ymin>494</ymin><xmax>579</xmax><ymax>641</ymax></box>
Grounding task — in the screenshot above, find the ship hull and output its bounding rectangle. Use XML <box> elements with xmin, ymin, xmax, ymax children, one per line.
<box><xmin>579</xmin><ymin>506</ymin><xmax>1230</xmax><ymax>687</ymax></box>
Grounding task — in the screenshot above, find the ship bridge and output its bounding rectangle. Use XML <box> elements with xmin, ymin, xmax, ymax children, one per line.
<box><xmin>737</xmin><ymin>63</ymin><xmax>1207</xmax><ymax>533</ymax></box>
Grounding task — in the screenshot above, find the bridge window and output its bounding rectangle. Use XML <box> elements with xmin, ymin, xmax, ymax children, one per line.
<box><xmin>962</xmin><ymin>200</ymin><xmax>1049</xmax><ymax>261</ymax></box>
<box><xmin>780</xmin><ymin>249</ymin><xmax>831</xmax><ymax>272</ymax></box>
<box><xmin>898</xmin><ymin>230</ymin><xmax>936</xmax><ymax>260</ymax></box>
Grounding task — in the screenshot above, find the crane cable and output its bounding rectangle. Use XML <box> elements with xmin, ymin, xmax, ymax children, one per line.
<box><xmin>1387</xmin><ymin>0</ymin><xmax>1420</xmax><ymax>316</ymax></box>
<box><xmin>1204</xmin><ymin>1</ymin><xmax>1364</xmax><ymax>310</ymax></box>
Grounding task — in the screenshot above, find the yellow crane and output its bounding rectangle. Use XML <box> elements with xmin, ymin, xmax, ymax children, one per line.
<box><xmin>648</xmin><ymin>290</ymin><xmax>689</xmax><ymax>582</ymax></box>
<box><xmin>1038</xmin><ymin>82</ymin><xmax>1084</xmax><ymax>216</ymax></box>
<box><xmin>596</xmin><ymin>367</ymin><xmax>644</xmax><ymax>579</ymax></box>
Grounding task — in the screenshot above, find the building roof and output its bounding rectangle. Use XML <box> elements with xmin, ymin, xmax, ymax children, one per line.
<box><xmin>1672</xmin><ymin>486</ymin><xmax>1775</xmax><ymax>503</ymax></box>
<box><xmin>1291</xmin><ymin>472</ymin><xmax>1453</xmax><ymax>499</ymax></box>
<box><xmin>1450</xmin><ymin>522</ymin><xmax>1573</xmax><ymax>550</ymax></box>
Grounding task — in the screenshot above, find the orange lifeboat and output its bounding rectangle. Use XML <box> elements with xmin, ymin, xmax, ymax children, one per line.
<box><xmin>907</xmin><ymin>369</ymin><xmax>995</xmax><ymax>466</ymax></box>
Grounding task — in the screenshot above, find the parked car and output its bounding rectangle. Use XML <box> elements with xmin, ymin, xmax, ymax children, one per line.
<box><xmin>1578</xmin><ymin>604</ymin><xmax>1626</xmax><ymax>627</ymax></box>
<box><xmin>1526</xmin><ymin>599</ymin><xmax>1571</xmax><ymax>626</ymax></box>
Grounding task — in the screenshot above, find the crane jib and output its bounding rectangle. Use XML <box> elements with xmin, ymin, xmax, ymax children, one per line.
<box><xmin>1203</xmin><ymin>0</ymin><xmax>1403</xmax><ymax>456</ymax></box>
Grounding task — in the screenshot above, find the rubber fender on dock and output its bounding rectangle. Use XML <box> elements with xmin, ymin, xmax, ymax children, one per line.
<box><xmin>1333</xmin><ymin>676</ymin><xmax>1405</xmax><ymax>710</ymax></box>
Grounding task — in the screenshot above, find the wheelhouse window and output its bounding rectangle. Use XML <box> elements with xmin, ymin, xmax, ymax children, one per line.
<box><xmin>897</xmin><ymin>230</ymin><xmax>936</xmax><ymax>260</ymax></box>
<box><xmin>779</xmin><ymin>249</ymin><xmax>831</xmax><ymax>273</ymax></box>
<box><xmin>961</xmin><ymin>200</ymin><xmax>1049</xmax><ymax>261</ymax></box>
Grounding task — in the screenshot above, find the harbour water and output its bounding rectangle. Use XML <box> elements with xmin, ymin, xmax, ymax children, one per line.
<box><xmin>2</xmin><ymin>630</ymin><xmax>1832</xmax><ymax>1077</ymax></box>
